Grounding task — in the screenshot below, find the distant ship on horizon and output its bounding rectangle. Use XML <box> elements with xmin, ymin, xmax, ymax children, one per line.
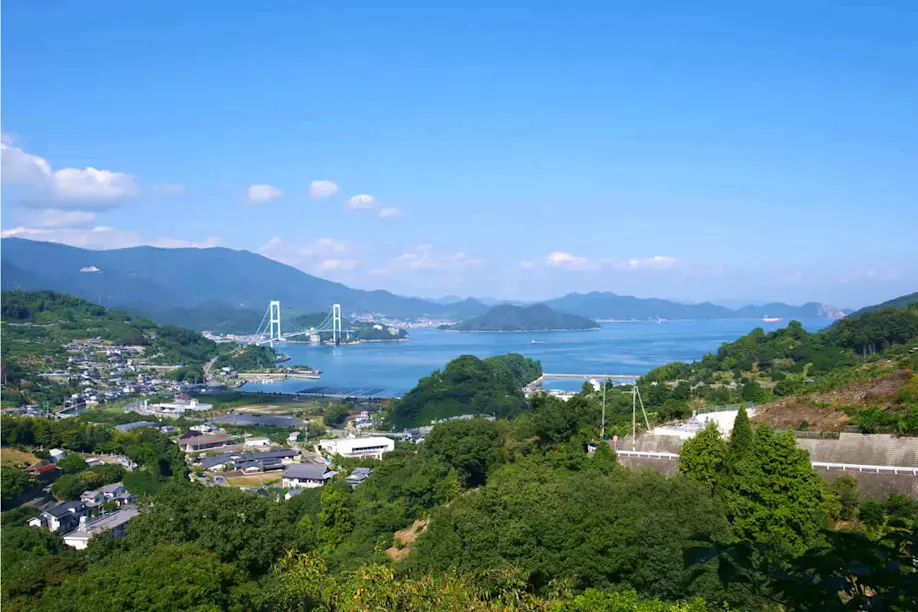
<box><xmin>762</xmin><ymin>316</ymin><xmax>781</xmax><ymax>323</ymax></box>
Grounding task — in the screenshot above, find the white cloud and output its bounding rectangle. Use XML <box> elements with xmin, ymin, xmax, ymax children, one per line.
<box><xmin>319</xmin><ymin>258</ymin><xmax>358</xmax><ymax>271</ymax></box>
<box><xmin>247</xmin><ymin>184</ymin><xmax>283</xmax><ymax>204</ymax></box>
<box><xmin>378</xmin><ymin>207</ymin><xmax>400</xmax><ymax>219</ymax></box>
<box><xmin>308</xmin><ymin>180</ymin><xmax>339</xmax><ymax>199</ymax></box>
<box><xmin>258</xmin><ymin>236</ymin><xmax>356</xmax><ymax>275</ymax></box>
<box><xmin>153</xmin><ymin>183</ymin><xmax>184</xmax><ymax>195</ymax></box>
<box><xmin>544</xmin><ymin>252</ymin><xmax>680</xmax><ymax>272</ymax></box>
<box><xmin>0</xmin><ymin>226</ymin><xmax>220</xmax><ymax>250</ymax></box>
<box><xmin>545</xmin><ymin>251</ymin><xmax>589</xmax><ymax>268</ymax></box>
<box><xmin>345</xmin><ymin>194</ymin><xmax>375</xmax><ymax>209</ymax></box>
<box><xmin>622</xmin><ymin>256</ymin><xmax>679</xmax><ymax>270</ymax></box>
<box><xmin>519</xmin><ymin>260</ymin><xmax>534</xmax><ymax>269</ymax></box>
<box><xmin>1</xmin><ymin>141</ymin><xmax>137</xmax><ymax>206</ymax></box>
<box><xmin>18</xmin><ymin>209</ymin><xmax>97</xmax><ymax>228</ymax></box>
<box><xmin>80</xmin><ymin>266</ymin><xmax>101</xmax><ymax>273</ymax></box>
<box><xmin>386</xmin><ymin>244</ymin><xmax>483</xmax><ymax>271</ymax></box>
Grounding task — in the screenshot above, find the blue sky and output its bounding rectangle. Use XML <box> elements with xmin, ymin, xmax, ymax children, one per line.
<box><xmin>2</xmin><ymin>1</ymin><xmax>916</xmax><ymax>308</ymax></box>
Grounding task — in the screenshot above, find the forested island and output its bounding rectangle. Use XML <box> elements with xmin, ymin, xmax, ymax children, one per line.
<box><xmin>441</xmin><ymin>303</ymin><xmax>599</xmax><ymax>332</ymax></box>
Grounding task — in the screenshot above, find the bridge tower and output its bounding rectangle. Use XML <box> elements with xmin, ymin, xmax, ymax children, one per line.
<box><xmin>332</xmin><ymin>304</ymin><xmax>342</xmax><ymax>345</ymax></box>
<box><xmin>269</xmin><ymin>300</ymin><xmax>282</xmax><ymax>345</ymax></box>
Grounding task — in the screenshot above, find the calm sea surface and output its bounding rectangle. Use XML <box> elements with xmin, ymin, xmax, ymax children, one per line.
<box><xmin>241</xmin><ymin>319</ymin><xmax>833</xmax><ymax>397</ymax></box>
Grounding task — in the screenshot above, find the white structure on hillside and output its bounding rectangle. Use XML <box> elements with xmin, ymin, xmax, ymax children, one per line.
<box><xmin>244</xmin><ymin>436</ymin><xmax>272</xmax><ymax>448</ymax></box>
<box><xmin>319</xmin><ymin>436</ymin><xmax>394</xmax><ymax>460</ymax></box>
<box><xmin>652</xmin><ymin>407</ymin><xmax>756</xmax><ymax>440</ymax></box>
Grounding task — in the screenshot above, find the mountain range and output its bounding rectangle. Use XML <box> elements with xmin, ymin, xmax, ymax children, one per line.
<box><xmin>2</xmin><ymin>238</ymin><xmax>852</xmax><ymax>327</ymax></box>
<box><xmin>441</xmin><ymin>304</ymin><xmax>600</xmax><ymax>332</ymax></box>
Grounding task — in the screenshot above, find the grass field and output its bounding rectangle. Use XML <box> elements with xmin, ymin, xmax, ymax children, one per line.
<box><xmin>224</xmin><ymin>473</ymin><xmax>282</xmax><ymax>486</ymax></box>
<box><xmin>1</xmin><ymin>448</ymin><xmax>38</xmax><ymax>469</ymax></box>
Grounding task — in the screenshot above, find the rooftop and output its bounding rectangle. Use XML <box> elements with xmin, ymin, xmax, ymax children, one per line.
<box><xmin>283</xmin><ymin>463</ymin><xmax>335</xmax><ymax>481</ymax></box>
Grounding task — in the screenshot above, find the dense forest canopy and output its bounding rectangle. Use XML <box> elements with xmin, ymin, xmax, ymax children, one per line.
<box><xmin>3</xmin><ymin>381</ymin><xmax>915</xmax><ymax>611</ymax></box>
<box><xmin>389</xmin><ymin>353</ymin><xmax>542</xmax><ymax>428</ymax></box>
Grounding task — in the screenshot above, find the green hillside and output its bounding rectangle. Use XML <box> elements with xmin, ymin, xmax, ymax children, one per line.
<box><xmin>851</xmin><ymin>291</ymin><xmax>918</xmax><ymax>317</ymax></box>
<box><xmin>639</xmin><ymin>299</ymin><xmax>918</xmax><ymax>432</ymax></box>
<box><xmin>443</xmin><ymin>303</ymin><xmax>599</xmax><ymax>332</ymax></box>
<box><xmin>390</xmin><ymin>353</ymin><xmax>542</xmax><ymax>428</ymax></box>
<box><xmin>1</xmin><ymin>291</ymin><xmax>220</xmax><ymax>406</ymax></box>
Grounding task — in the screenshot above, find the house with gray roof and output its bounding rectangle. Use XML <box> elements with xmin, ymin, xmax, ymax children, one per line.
<box><xmin>282</xmin><ymin>464</ymin><xmax>336</xmax><ymax>489</ymax></box>
<box><xmin>27</xmin><ymin>501</ymin><xmax>89</xmax><ymax>532</ymax></box>
<box><xmin>345</xmin><ymin>467</ymin><xmax>373</xmax><ymax>488</ymax></box>
<box><xmin>62</xmin><ymin>506</ymin><xmax>139</xmax><ymax>550</ymax></box>
<box><xmin>200</xmin><ymin>449</ymin><xmax>299</xmax><ymax>472</ymax></box>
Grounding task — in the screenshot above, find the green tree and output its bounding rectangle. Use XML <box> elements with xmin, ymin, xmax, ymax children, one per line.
<box><xmin>55</xmin><ymin>454</ymin><xmax>89</xmax><ymax>475</ymax></box>
<box><xmin>829</xmin><ymin>476</ymin><xmax>860</xmax><ymax>522</ymax></box>
<box><xmin>678</xmin><ymin>422</ymin><xmax>726</xmax><ymax>494</ymax></box>
<box><xmin>859</xmin><ymin>498</ymin><xmax>885</xmax><ymax>531</ymax></box>
<box><xmin>721</xmin><ymin>424</ymin><xmax>829</xmax><ymax>553</ymax></box>
<box><xmin>723</xmin><ymin>406</ymin><xmax>752</xmax><ymax>476</ymax></box>
<box><xmin>423</xmin><ymin>418</ymin><xmax>504</xmax><ymax>487</ymax></box>
<box><xmin>34</xmin><ymin>544</ymin><xmax>248</xmax><ymax>612</ymax></box>
<box><xmin>1</xmin><ymin>467</ymin><xmax>36</xmax><ymax>504</ymax></box>
<box><xmin>318</xmin><ymin>485</ymin><xmax>354</xmax><ymax>549</ymax></box>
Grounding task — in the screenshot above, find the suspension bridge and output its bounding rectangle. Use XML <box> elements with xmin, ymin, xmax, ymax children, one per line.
<box><xmin>250</xmin><ymin>301</ymin><xmax>356</xmax><ymax>346</ymax></box>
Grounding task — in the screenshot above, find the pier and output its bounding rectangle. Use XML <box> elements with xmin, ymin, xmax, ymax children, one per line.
<box><xmin>524</xmin><ymin>372</ymin><xmax>640</xmax><ymax>394</ymax></box>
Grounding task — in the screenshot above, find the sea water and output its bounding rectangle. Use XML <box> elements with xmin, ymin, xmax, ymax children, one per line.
<box><xmin>240</xmin><ymin>318</ymin><xmax>833</xmax><ymax>397</ymax></box>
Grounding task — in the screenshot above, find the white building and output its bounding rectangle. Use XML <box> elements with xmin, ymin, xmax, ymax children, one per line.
<box><xmin>319</xmin><ymin>436</ymin><xmax>395</xmax><ymax>460</ymax></box>
<box><xmin>244</xmin><ymin>436</ymin><xmax>272</xmax><ymax>448</ymax></box>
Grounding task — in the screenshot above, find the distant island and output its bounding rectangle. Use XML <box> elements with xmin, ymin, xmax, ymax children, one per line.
<box><xmin>440</xmin><ymin>303</ymin><xmax>600</xmax><ymax>332</ymax></box>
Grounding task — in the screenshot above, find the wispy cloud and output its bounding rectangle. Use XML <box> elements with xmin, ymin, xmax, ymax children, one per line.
<box><xmin>258</xmin><ymin>236</ymin><xmax>357</xmax><ymax>276</ymax></box>
<box><xmin>545</xmin><ymin>251</ymin><xmax>589</xmax><ymax>269</ymax></box>
<box><xmin>345</xmin><ymin>194</ymin><xmax>375</xmax><ymax>209</ymax></box>
<box><xmin>385</xmin><ymin>244</ymin><xmax>483</xmax><ymax>271</ymax></box>
<box><xmin>378</xmin><ymin>207</ymin><xmax>400</xmax><ymax>219</ymax></box>
<box><xmin>0</xmin><ymin>226</ymin><xmax>220</xmax><ymax>250</ymax></box>
<box><xmin>247</xmin><ymin>184</ymin><xmax>283</xmax><ymax>204</ymax></box>
<box><xmin>17</xmin><ymin>209</ymin><xmax>97</xmax><ymax>228</ymax></box>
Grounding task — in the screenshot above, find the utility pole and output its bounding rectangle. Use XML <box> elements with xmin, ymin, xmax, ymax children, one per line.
<box><xmin>632</xmin><ymin>386</ymin><xmax>637</xmax><ymax>451</ymax></box>
<box><xmin>600</xmin><ymin>381</ymin><xmax>606</xmax><ymax>440</ymax></box>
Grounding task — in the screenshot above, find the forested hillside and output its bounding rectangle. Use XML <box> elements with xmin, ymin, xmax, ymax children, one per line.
<box><xmin>1</xmin><ymin>291</ymin><xmax>221</xmax><ymax>407</ymax></box>
<box><xmin>4</xmin><ymin>382</ymin><xmax>915</xmax><ymax>610</ymax></box>
<box><xmin>390</xmin><ymin>353</ymin><xmax>542</xmax><ymax>428</ymax></box>
<box><xmin>443</xmin><ymin>303</ymin><xmax>599</xmax><ymax>332</ymax></box>
<box><xmin>640</xmin><ymin>301</ymin><xmax>918</xmax><ymax>432</ymax></box>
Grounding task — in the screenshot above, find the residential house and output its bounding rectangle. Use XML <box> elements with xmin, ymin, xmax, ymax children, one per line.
<box><xmin>284</xmin><ymin>488</ymin><xmax>304</xmax><ymax>500</ymax></box>
<box><xmin>28</xmin><ymin>501</ymin><xmax>90</xmax><ymax>532</ymax></box>
<box><xmin>29</xmin><ymin>463</ymin><xmax>61</xmax><ymax>485</ymax></box>
<box><xmin>345</xmin><ymin>467</ymin><xmax>373</xmax><ymax>488</ymax></box>
<box><xmin>80</xmin><ymin>483</ymin><xmax>134</xmax><ymax>509</ymax></box>
<box><xmin>282</xmin><ymin>464</ymin><xmax>336</xmax><ymax>489</ymax></box>
<box><xmin>48</xmin><ymin>448</ymin><xmax>67</xmax><ymax>464</ymax></box>
<box><xmin>114</xmin><ymin>421</ymin><xmax>160</xmax><ymax>433</ymax></box>
<box><xmin>62</xmin><ymin>506</ymin><xmax>139</xmax><ymax>550</ymax></box>
<box><xmin>182</xmin><ymin>432</ymin><xmax>234</xmax><ymax>453</ymax></box>
<box><xmin>200</xmin><ymin>449</ymin><xmax>298</xmax><ymax>472</ymax></box>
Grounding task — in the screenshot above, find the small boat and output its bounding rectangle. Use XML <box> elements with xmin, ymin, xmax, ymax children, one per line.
<box><xmin>531</xmin><ymin>340</ymin><xmax>543</xmax><ymax>344</ymax></box>
<box><xmin>762</xmin><ymin>316</ymin><xmax>781</xmax><ymax>323</ymax></box>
